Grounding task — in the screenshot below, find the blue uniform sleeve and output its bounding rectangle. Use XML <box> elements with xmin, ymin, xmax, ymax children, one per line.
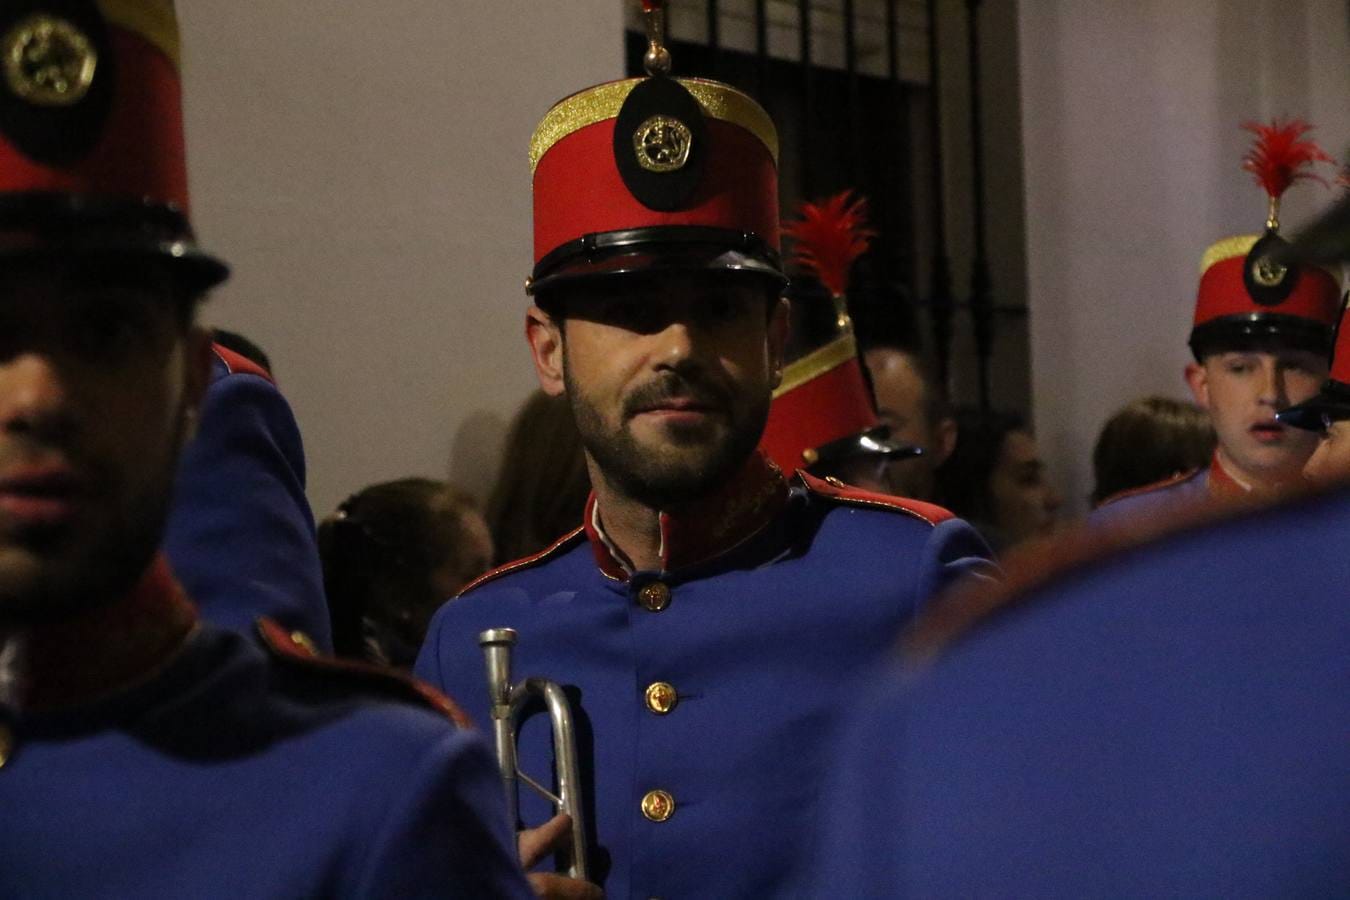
<box><xmin>912</xmin><ymin>517</ymin><xmax>999</xmax><ymax>611</ymax></box>
<box><xmin>164</xmin><ymin>364</ymin><xmax>332</xmax><ymax>650</ymax></box>
<box><xmin>351</xmin><ymin>729</ymin><xmax>532</xmax><ymax>899</ymax></box>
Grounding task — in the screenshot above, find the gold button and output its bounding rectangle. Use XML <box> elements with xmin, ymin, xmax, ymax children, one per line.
<box><xmin>637</xmin><ymin>582</ymin><xmax>670</xmax><ymax>612</ymax></box>
<box><xmin>0</xmin><ymin>723</ymin><xmax>12</xmax><ymax>769</ymax></box>
<box><xmin>825</xmin><ymin>476</ymin><xmax>845</xmax><ymax>487</ymax></box>
<box><xmin>290</xmin><ymin>630</ymin><xmax>318</xmax><ymax>655</ymax></box>
<box><xmin>641</xmin><ymin>789</ymin><xmax>675</xmax><ymax>822</ymax></box>
<box><xmin>644</xmin><ymin>682</ymin><xmax>678</xmax><ymax>715</ymax></box>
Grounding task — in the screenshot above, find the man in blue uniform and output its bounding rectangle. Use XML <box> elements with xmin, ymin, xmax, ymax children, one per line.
<box><xmin>0</xmin><ymin>2</ymin><xmax>530</xmax><ymax>895</ymax></box>
<box><xmin>415</xmin><ymin>7</ymin><xmax>993</xmax><ymax>895</ymax></box>
<box><xmin>1092</xmin><ymin>121</ymin><xmax>1341</xmax><ymax>526</ymax></box>
<box><xmin>804</xmin><ymin>489</ymin><xmax>1349</xmax><ymax>896</ymax></box>
<box><xmin>164</xmin><ymin>340</ymin><xmax>332</xmax><ymax>649</ymax></box>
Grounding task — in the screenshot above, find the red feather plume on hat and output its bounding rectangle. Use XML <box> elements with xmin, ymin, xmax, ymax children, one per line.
<box><xmin>784</xmin><ymin>190</ymin><xmax>876</xmax><ymax>298</ymax></box>
<box><xmin>1241</xmin><ymin>119</ymin><xmax>1334</xmax><ymax>200</ymax></box>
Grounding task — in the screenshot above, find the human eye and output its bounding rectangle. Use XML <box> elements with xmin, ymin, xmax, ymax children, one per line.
<box><xmin>72</xmin><ymin>296</ymin><xmax>157</xmax><ymax>361</ymax></box>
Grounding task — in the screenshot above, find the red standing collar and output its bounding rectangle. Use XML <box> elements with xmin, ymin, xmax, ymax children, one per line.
<box><xmin>583</xmin><ymin>451</ymin><xmax>790</xmax><ymax>580</ymax></box>
<box><xmin>0</xmin><ymin>555</ymin><xmax>198</xmax><ymax>713</ymax></box>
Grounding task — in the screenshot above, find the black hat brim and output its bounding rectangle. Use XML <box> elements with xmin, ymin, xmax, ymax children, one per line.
<box><xmin>0</xmin><ymin>193</ymin><xmax>229</xmax><ymax>293</ymax></box>
<box><xmin>1188</xmin><ymin>313</ymin><xmax>1332</xmax><ymax>359</ymax></box>
<box><xmin>530</xmin><ymin>225</ymin><xmax>785</xmax><ymax>301</ymax></box>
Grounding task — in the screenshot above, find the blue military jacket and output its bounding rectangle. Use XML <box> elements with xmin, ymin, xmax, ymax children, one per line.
<box><xmin>807</xmin><ymin>488</ymin><xmax>1350</xmax><ymax>896</ymax></box>
<box><xmin>415</xmin><ymin>455</ymin><xmax>994</xmax><ymax>898</ymax></box>
<box><xmin>164</xmin><ymin>345</ymin><xmax>332</xmax><ymax>650</ymax></box>
<box><xmin>0</xmin><ymin>558</ymin><xmax>531</xmax><ymax>899</ymax></box>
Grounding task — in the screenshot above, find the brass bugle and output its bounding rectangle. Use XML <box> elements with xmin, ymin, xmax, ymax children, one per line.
<box><xmin>478</xmin><ymin>627</ymin><xmax>589</xmax><ymax>881</ymax></box>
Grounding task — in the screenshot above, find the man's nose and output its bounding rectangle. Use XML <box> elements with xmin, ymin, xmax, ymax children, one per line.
<box><xmin>652</xmin><ymin>320</ymin><xmax>697</xmax><ymax>369</ymax></box>
<box><xmin>1256</xmin><ymin>361</ymin><xmax>1283</xmax><ymax>404</ymax></box>
<box><xmin>0</xmin><ymin>353</ymin><xmax>71</xmax><ymax>438</ymax></box>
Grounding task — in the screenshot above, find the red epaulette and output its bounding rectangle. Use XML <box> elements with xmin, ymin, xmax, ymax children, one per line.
<box><xmin>255</xmin><ymin>618</ymin><xmax>473</xmax><ymax>729</ymax></box>
<box><xmin>457</xmin><ymin>526</ymin><xmax>587</xmax><ymax>598</ymax></box>
<box><xmin>212</xmin><ymin>343</ymin><xmax>275</xmax><ymax>384</ymax></box>
<box><xmin>1096</xmin><ymin>468</ymin><xmax>1202</xmax><ymax>509</ymax></box>
<box><xmin>797</xmin><ymin>471</ymin><xmax>956</xmax><ymax>526</ymax></box>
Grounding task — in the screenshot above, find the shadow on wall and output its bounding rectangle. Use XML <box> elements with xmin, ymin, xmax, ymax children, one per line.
<box><xmin>447</xmin><ymin>409</ymin><xmax>509</xmax><ymax>506</ymax></box>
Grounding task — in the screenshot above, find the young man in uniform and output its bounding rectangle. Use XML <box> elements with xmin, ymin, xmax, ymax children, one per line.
<box><xmin>0</xmin><ymin>3</ymin><xmax>530</xmax><ymax>894</ymax></box>
<box><xmin>415</xmin><ymin>7</ymin><xmax>994</xmax><ymax>895</ymax></box>
<box><xmin>1092</xmin><ymin>122</ymin><xmax>1341</xmax><ymax>524</ymax></box>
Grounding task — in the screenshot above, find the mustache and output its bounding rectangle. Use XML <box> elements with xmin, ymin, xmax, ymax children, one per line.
<box><xmin>622</xmin><ymin>374</ymin><xmax>733</xmax><ymax>417</ymax></box>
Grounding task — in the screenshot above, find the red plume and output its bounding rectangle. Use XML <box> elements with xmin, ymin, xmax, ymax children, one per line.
<box><xmin>1241</xmin><ymin>119</ymin><xmax>1334</xmax><ymax>199</ymax></box>
<box><xmin>784</xmin><ymin>190</ymin><xmax>876</xmax><ymax>297</ymax></box>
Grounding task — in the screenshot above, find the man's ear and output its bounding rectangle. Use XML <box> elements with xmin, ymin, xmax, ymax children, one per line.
<box><xmin>934</xmin><ymin>416</ymin><xmax>958</xmax><ymax>467</ymax></box>
<box><xmin>526</xmin><ymin>305</ymin><xmax>566</xmax><ymax>397</ymax></box>
<box><xmin>767</xmin><ymin>296</ymin><xmax>790</xmax><ymax>389</ymax></box>
<box><xmin>181</xmin><ymin>326</ymin><xmax>213</xmax><ymax>442</ymax></box>
<box><xmin>1184</xmin><ymin>361</ymin><xmax>1210</xmax><ymax>410</ymax></box>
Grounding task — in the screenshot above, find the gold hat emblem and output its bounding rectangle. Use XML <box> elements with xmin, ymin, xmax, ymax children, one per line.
<box><xmin>634</xmin><ymin>115</ymin><xmax>692</xmax><ymax>173</ymax></box>
<box><xmin>1251</xmin><ymin>254</ymin><xmax>1287</xmax><ymax>289</ymax></box>
<box><xmin>4</xmin><ymin>14</ymin><xmax>98</xmax><ymax>107</ymax></box>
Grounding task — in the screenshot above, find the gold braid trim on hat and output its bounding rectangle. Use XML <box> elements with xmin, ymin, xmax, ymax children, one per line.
<box><xmin>1199</xmin><ymin>234</ymin><xmax>1260</xmax><ymax>275</ymax></box>
<box><xmin>1199</xmin><ymin>232</ymin><xmax>1343</xmax><ymax>281</ymax></box>
<box><xmin>774</xmin><ymin>334</ymin><xmax>857</xmax><ymax>399</ymax></box>
<box><xmin>97</xmin><ymin>0</ymin><xmax>180</xmax><ymax>70</ymax></box>
<box><xmin>529</xmin><ymin>77</ymin><xmax>779</xmax><ymax>175</ymax></box>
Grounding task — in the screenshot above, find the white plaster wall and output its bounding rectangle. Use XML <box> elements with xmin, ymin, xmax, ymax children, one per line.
<box><xmin>1019</xmin><ymin>0</ymin><xmax>1350</xmax><ymax>515</ymax></box>
<box><xmin>177</xmin><ymin>2</ymin><xmax>623</xmax><ymax>515</ymax></box>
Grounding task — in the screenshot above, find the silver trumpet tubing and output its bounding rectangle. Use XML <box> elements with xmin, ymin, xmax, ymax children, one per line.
<box><xmin>478</xmin><ymin>627</ymin><xmax>589</xmax><ymax>881</ymax></box>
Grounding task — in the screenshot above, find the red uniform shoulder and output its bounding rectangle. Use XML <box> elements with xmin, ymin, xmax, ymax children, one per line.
<box><xmin>1096</xmin><ymin>468</ymin><xmax>1203</xmax><ymax>509</ymax></box>
<box><xmin>457</xmin><ymin>526</ymin><xmax>587</xmax><ymax>597</ymax></box>
<box><xmin>255</xmin><ymin>618</ymin><xmax>472</xmax><ymax>728</ymax></box>
<box><xmin>797</xmin><ymin>471</ymin><xmax>956</xmax><ymax>526</ymax></box>
<box><xmin>212</xmin><ymin>343</ymin><xmax>274</xmax><ymax>384</ymax></box>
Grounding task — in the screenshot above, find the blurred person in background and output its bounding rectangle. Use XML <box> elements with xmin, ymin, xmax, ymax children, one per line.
<box><xmin>937</xmin><ymin>409</ymin><xmax>1062</xmax><ymax>553</ymax></box>
<box><xmin>320</xmin><ymin>479</ymin><xmax>493</xmax><ymax>668</ymax></box>
<box><xmin>484</xmin><ymin>390</ymin><xmax>590</xmax><ymax>565</ymax></box>
<box><xmin>1090</xmin><ymin>395</ymin><xmax>1216</xmax><ymax>508</ymax></box>
<box><xmin>863</xmin><ymin>344</ymin><xmax>957</xmax><ymax>500</ymax></box>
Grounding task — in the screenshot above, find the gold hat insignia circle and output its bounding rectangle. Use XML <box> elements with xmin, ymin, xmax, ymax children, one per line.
<box><xmin>4</xmin><ymin>14</ymin><xmax>98</xmax><ymax>108</ymax></box>
<box><xmin>634</xmin><ymin>115</ymin><xmax>693</xmax><ymax>173</ymax></box>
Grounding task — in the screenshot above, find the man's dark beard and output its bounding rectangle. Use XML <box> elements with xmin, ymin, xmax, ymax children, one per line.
<box><xmin>566</xmin><ymin>365</ymin><xmax>770</xmax><ymax>511</ymax></box>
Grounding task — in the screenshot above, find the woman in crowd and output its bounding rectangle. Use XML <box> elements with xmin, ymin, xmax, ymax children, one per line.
<box><xmin>936</xmin><ymin>409</ymin><xmax>1062</xmax><ymax>553</ymax></box>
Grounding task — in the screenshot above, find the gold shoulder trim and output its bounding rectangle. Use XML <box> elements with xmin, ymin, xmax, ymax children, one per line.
<box><xmin>774</xmin><ymin>334</ymin><xmax>857</xmax><ymax>398</ymax></box>
<box><xmin>97</xmin><ymin>0</ymin><xmax>180</xmax><ymax>70</ymax></box>
<box><xmin>1199</xmin><ymin>234</ymin><xmax>1259</xmax><ymax>275</ymax></box>
<box><xmin>529</xmin><ymin>77</ymin><xmax>778</xmax><ymax>175</ymax></box>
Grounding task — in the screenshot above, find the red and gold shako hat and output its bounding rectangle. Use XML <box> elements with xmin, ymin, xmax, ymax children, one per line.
<box><xmin>0</xmin><ymin>0</ymin><xmax>225</xmax><ymax>289</ymax></box>
<box><xmin>759</xmin><ymin>192</ymin><xmax>919</xmax><ymax>473</ymax></box>
<box><xmin>1278</xmin><ymin>290</ymin><xmax>1350</xmax><ymax>431</ymax></box>
<box><xmin>526</xmin><ymin>1</ymin><xmax>782</xmax><ymax>301</ymax></box>
<box><xmin>1189</xmin><ymin>120</ymin><xmax>1339</xmax><ymax>358</ymax></box>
